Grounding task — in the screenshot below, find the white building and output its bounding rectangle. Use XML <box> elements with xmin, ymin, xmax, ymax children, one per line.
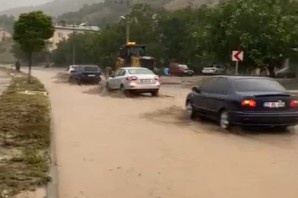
<box><xmin>48</xmin><ymin>24</ymin><xmax>100</xmax><ymax>51</ymax></box>
<box><xmin>0</xmin><ymin>28</ymin><xmax>12</xmax><ymax>42</ymax></box>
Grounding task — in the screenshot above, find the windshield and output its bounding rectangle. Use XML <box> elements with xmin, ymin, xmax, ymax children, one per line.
<box><xmin>128</xmin><ymin>68</ymin><xmax>153</xmax><ymax>75</ymax></box>
<box><xmin>234</xmin><ymin>78</ymin><xmax>286</xmax><ymax>92</ymax></box>
<box><xmin>128</xmin><ymin>46</ymin><xmax>145</xmax><ymax>56</ymax></box>
<box><xmin>83</xmin><ymin>66</ymin><xmax>100</xmax><ymax>72</ymax></box>
<box><xmin>179</xmin><ymin>64</ymin><xmax>189</xmax><ymax>69</ymax></box>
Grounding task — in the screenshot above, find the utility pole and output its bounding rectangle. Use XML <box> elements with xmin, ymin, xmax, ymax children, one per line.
<box><xmin>72</xmin><ymin>21</ymin><xmax>76</xmax><ymax>65</ymax></box>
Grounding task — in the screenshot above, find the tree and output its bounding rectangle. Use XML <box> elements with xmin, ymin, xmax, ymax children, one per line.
<box><xmin>13</xmin><ymin>11</ymin><xmax>54</xmax><ymax>82</ymax></box>
<box><xmin>200</xmin><ymin>0</ymin><xmax>298</xmax><ymax>76</ymax></box>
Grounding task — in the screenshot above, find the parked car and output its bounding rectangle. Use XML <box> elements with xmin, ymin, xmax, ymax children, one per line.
<box><xmin>69</xmin><ymin>65</ymin><xmax>101</xmax><ymax>85</ymax></box>
<box><xmin>168</xmin><ymin>63</ymin><xmax>194</xmax><ymax>76</ymax></box>
<box><xmin>106</xmin><ymin>67</ymin><xmax>160</xmax><ymax>96</ymax></box>
<box><xmin>67</xmin><ymin>65</ymin><xmax>79</xmax><ymax>74</ymax></box>
<box><xmin>275</xmin><ymin>67</ymin><xmax>296</xmax><ymax>78</ymax></box>
<box><xmin>202</xmin><ymin>65</ymin><xmax>224</xmax><ymax>75</ymax></box>
<box><xmin>186</xmin><ymin>76</ymin><xmax>298</xmax><ymax>130</ymax></box>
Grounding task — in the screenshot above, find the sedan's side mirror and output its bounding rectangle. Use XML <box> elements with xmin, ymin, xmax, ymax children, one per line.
<box><xmin>192</xmin><ymin>87</ymin><xmax>200</xmax><ymax>93</ymax></box>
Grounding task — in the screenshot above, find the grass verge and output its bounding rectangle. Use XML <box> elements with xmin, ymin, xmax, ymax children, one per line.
<box><xmin>0</xmin><ymin>68</ymin><xmax>51</xmax><ymax>197</ymax></box>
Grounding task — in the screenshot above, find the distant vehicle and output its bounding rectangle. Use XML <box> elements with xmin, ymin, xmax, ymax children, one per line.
<box><xmin>106</xmin><ymin>67</ymin><xmax>160</xmax><ymax>96</ymax></box>
<box><xmin>202</xmin><ymin>65</ymin><xmax>224</xmax><ymax>75</ymax></box>
<box><xmin>168</xmin><ymin>63</ymin><xmax>194</xmax><ymax>76</ymax></box>
<box><xmin>69</xmin><ymin>65</ymin><xmax>101</xmax><ymax>85</ymax></box>
<box><xmin>67</xmin><ymin>65</ymin><xmax>79</xmax><ymax>74</ymax></box>
<box><xmin>186</xmin><ymin>76</ymin><xmax>298</xmax><ymax>130</ymax></box>
<box><xmin>275</xmin><ymin>67</ymin><xmax>296</xmax><ymax>78</ymax></box>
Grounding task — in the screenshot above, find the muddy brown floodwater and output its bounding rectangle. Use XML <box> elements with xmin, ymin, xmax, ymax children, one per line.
<box><xmin>32</xmin><ymin>68</ymin><xmax>298</xmax><ymax>198</ymax></box>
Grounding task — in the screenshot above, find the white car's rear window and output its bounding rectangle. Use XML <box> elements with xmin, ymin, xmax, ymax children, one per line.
<box><xmin>128</xmin><ymin>69</ymin><xmax>153</xmax><ymax>75</ymax></box>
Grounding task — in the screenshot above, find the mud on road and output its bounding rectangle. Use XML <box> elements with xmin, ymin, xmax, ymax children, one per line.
<box><xmin>33</xmin><ymin>68</ymin><xmax>298</xmax><ymax>198</ymax></box>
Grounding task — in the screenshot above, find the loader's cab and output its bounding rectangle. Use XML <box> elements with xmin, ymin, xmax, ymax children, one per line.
<box><xmin>115</xmin><ymin>42</ymin><xmax>155</xmax><ymax>71</ymax></box>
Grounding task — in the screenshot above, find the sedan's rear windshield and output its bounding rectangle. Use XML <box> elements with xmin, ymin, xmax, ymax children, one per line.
<box><xmin>84</xmin><ymin>66</ymin><xmax>99</xmax><ymax>71</ymax></box>
<box><xmin>128</xmin><ymin>69</ymin><xmax>153</xmax><ymax>75</ymax></box>
<box><xmin>234</xmin><ymin>78</ymin><xmax>286</xmax><ymax>92</ymax></box>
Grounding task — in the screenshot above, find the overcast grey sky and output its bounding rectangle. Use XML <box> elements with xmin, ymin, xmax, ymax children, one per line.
<box><xmin>0</xmin><ymin>0</ymin><xmax>52</xmax><ymax>11</ymax></box>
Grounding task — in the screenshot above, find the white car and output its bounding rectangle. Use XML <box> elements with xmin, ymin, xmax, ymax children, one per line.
<box><xmin>67</xmin><ymin>65</ymin><xmax>79</xmax><ymax>74</ymax></box>
<box><xmin>106</xmin><ymin>67</ymin><xmax>160</xmax><ymax>96</ymax></box>
<box><xmin>202</xmin><ymin>66</ymin><xmax>224</xmax><ymax>75</ymax></box>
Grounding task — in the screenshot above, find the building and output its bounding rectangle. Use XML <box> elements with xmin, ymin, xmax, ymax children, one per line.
<box><xmin>48</xmin><ymin>24</ymin><xmax>100</xmax><ymax>51</ymax></box>
<box><xmin>0</xmin><ymin>28</ymin><xmax>12</xmax><ymax>42</ymax></box>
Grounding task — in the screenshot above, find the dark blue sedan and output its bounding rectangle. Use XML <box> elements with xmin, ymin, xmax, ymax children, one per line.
<box><xmin>69</xmin><ymin>65</ymin><xmax>101</xmax><ymax>85</ymax></box>
<box><xmin>186</xmin><ymin>76</ymin><xmax>298</xmax><ymax>130</ymax></box>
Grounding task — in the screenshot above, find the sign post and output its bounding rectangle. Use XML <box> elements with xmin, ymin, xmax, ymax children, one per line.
<box><xmin>232</xmin><ymin>50</ymin><xmax>244</xmax><ymax>75</ymax></box>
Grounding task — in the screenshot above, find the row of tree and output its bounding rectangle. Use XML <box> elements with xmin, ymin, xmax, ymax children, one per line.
<box><xmin>40</xmin><ymin>0</ymin><xmax>298</xmax><ymax>76</ymax></box>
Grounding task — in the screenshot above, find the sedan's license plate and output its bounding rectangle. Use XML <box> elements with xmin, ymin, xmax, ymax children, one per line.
<box><xmin>88</xmin><ymin>74</ymin><xmax>96</xmax><ymax>77</ymax></box>
<box><xmin>264</xmin><ymin>101</ymin><xmax>285</xmax><ymax>108</ymax></box>
<box><xmin>141</xmin><ymin>79</ymin><xmax>153</xmax><ymax>83</ymax></box>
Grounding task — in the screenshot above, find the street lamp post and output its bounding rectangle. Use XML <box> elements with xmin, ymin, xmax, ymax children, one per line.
<box><xmin>115</xmin><ymin>0</ymin><xmax>131</xmax><ymax>43</ymax></box>
<box><xmin>121</xmin><ymin>16</ymin><xmax>130</xmax><ymax>43</ymax></box>
<box><xmin>72</xmin><ymin>22</ymin><xmax>76</xmax><ymax>65</ymax></box>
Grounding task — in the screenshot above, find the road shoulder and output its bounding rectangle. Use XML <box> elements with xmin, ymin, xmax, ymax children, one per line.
<box><xmin>0</xmin><ymin>68</ymin><xmax>50</xmax><ymax>198</ymax></box>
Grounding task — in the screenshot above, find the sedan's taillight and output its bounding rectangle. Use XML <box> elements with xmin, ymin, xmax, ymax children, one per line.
<box><xmin>241</xmin><ymin>100</ymin><xmax>256</xmax><ymax>108</ymax></box>
<box><xmin>126</xmin><ymin>76</ymin><xmax>138</xmax><ymax>81</ymax></box>
<box><xmin>290</xmin><ymin>100</ymin><xmax>298</xmax><ymax>107</ymax></box>
<box><xmin>154</xmin><ymin>76</ymin><xmax>159</xmax><ymax>81</ymax></box>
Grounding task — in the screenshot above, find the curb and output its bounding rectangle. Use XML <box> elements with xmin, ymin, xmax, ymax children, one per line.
<box><xmin>46</xmin><ymin>95</ymin><xmax>59</xmax><ymax>198</ymax></box>
<box><xmin>160</xmin><ymin>82</ymin><xmax>182</xmax><ymax>85</ymax></box>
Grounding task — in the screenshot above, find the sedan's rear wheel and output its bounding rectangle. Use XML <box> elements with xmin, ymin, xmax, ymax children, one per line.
<box><xmin>219</xmin><ymin>110</ymin><xmax>231</xmax><ymax>130</ymax></box>
<box><xmin>186</xmin><ymin>101</ymin><xmax>196</xmax><ymax>120</ymax></box>
<box><xmin>76</xmin><ymin>78</ymin><xmax>82</xmax><ymax>85</ymax></box>
<box><xmin>151</xmin><ymin>90</ymin><xmax>159</xmax><ymax>97</ymax></box>
<box><xmin>106</xmin><ymin>82</ymin><xmax>111</xmax><ymax>92</ymax></box>
<box><xmin>120</xmin><ymin>85</ymin><xmax>130</xmax><ymax>97</ymax></box>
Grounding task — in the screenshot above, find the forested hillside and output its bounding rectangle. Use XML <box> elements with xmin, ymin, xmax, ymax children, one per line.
<box><xmin>0</xmin><ymin>0</ymin><xmax>104</xmax><ymax>16</ymax></box>
<box><xmin>57</xmin><ymin>0</ymin><xmax>171</xmax><ymax>27</ymax></box>
<box><xmin>51</xmin><ymin>0</ymin><xmax>298</xmax><ymax>77</ymax></box>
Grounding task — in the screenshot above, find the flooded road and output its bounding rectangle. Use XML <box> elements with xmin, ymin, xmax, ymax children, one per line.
<box><xmin>32</xmin><ymin>68</ymin><xmax>298</xmax><ymax>198</ymax></box>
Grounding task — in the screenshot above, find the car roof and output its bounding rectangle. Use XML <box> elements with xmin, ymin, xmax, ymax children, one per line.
<box><xmin>122</xmin><ymin>67</ymin><xmax>149</xmax><ymax>70</ymax></box>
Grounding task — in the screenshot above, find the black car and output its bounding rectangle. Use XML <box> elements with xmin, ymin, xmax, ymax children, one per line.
<box><xmin>186</xmin><ymin>76</ymin><xmax>298</xmax><ymax>130</ymax></box>
<box><xmin>70</xmin><ymin>65</ymin><xmax>101</xmax><ymax>85</ymax></box>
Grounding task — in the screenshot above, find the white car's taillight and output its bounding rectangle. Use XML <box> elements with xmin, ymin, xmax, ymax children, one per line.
<box><xmin>126</xmin><ymin>76</ymin><xmax>138</xmax><ymax>81</ymax></box>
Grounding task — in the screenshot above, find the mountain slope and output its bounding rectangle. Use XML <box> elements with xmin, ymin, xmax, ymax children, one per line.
<box><xmin>0</xmin><ymin>0</ymin><xmax>104</xmax><ymax>16</ymax></box>
<box><xmin>57</xmin><ymin>0</ymin><xmax>172</xmax><ymax>27</ymax></box>
<box><xmin>1</xmin><ymin>0</ymin><xmax>220</xmax><ymax>17</ymax></box>
<box><xmin>0</xmin><ymin>0</ymin><xmax>52</xmax><ymax>12</ymax></box>
<box><xmin>55</xmin><ymin>0</ymin><xmax>219</xmax><ymax>27</ymax></box>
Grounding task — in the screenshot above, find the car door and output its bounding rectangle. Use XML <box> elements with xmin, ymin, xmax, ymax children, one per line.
<box><xmin>114</xmin><ymin>69</ymin><xmax>126</xmax><ymax>89</ymax></box>
<box><xmin>192</xmin><ymin>78</ymin><xmax>218</xmax><ymax>115</ymax></box>
<box><xmin>206</xmin><ymin>77</ymin><xmax>231</xmax><ymax>119</ymax></box>
<box><xmin>110</xmin><ymin>69</ymin><xmax>126</xmax><ymax>89</ymax></box>
<box><xmin>73</xmin><ymin>66</ymin><xmax>82</xmax><ymax>80</ymax></box>
<box><xmin>109</xmin><ymin>69</ymin><xmax>121</xmax><ymax>89</ymax></box>
<box><xmin>199</xmin><ymin>77</ymin><xmax>220</xmax><ymax>118</ymax></box>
